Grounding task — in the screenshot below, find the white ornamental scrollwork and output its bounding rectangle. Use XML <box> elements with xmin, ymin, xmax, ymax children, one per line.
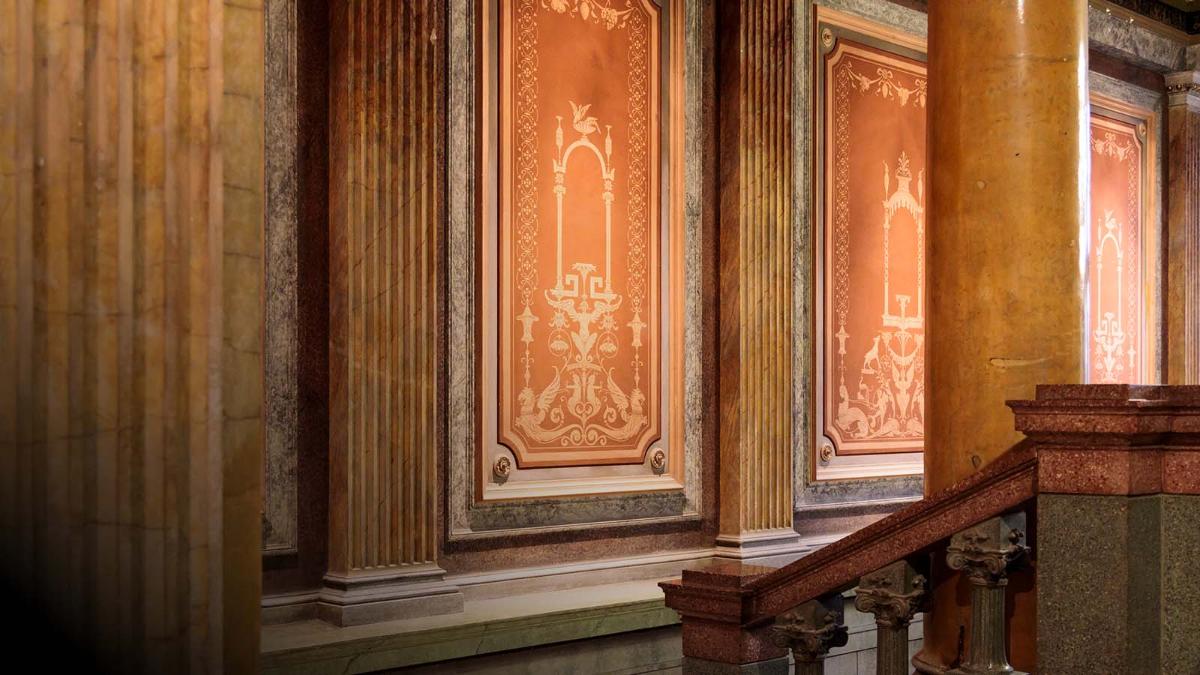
<box><xmin>834</xmin><ymin>152</ymin><xmax>925</xmax><ymax>441</ymax></box>
<box><xmin>542</xmin><ymin>0</ymin><xmax>633</xmax><ymax>30</ymax></box>
<box><xmin>1093</xmin><ymin>209</ymin><xmax>1135</xmax><ymax>383</ymax></box>
<box><xmin>513</xmin><ymin>102</ymin><xmax>649</xmax><ymax>448</ymax></box>
<box><xmin>843</xmin><ymin>63</ymin><xmax>927</xmax><ymax>108</ymax></box>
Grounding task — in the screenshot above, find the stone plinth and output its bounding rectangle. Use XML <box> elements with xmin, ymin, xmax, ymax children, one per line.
<box><xmin>1009</xmin><ymin>385</ymin><xmax>1200</xmax><ymax>674</ymax></box>
<box><xmin>661</xmin><ymin>562</ymin><xmax>788</xmax><ymax>669</ymax></box>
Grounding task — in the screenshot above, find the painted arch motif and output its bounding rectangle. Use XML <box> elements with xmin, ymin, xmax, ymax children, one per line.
<box><xmin>1088</xmin><ymin>112</ymin><xmax>1146</xmax><ymax>385</ymax></box>
<box><xmin>498</xmin><ymin>0</ymin><xmax>661</xmax><ymax>468</ymax></box>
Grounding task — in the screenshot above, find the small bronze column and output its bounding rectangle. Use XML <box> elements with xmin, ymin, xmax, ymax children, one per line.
<box><xmin>854</xmin><ymin>561</ymin><xmax>926</xmax><ymax>675</ymax></box>
<box><xmin>946</xmin><ymin>513</ymin><xmax>1029</xmax><ymax>675</ymax></box>
<box><xmin>773</xmin><ymin>595</ymin><xmax>848</xmax><ymax>675</ymax></box>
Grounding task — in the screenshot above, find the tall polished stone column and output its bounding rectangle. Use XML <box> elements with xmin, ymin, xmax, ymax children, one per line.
<box><xmin>1165</xmin><ymin>70</ymin><xmax>1200</xmax><ymax>385</ymax></box>
<box><xmin>323</xmin><ymin>0</ymin><xmax>462</xmax><ymax>625</ymax></box>
<box><xmin>714</xmin><ymin>0</ymin><xmax>801</xmax><ymax>558</ymax></box>
<box><xmin>924</xmin><ymin>0</ymin><xmax>1088</xmax><ymax>671</ymax></box>
<box><xmin>0</xmin><ymin>0</ymin><xmax>265</xmax><ymax>671</ymax></box>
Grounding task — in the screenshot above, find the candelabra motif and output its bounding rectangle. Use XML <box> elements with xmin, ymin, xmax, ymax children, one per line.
<box><xmin>1093</xmin><ymin>209</ymin><xmax>1130</xmax><ymax>383</ymax></box>
<box><xmin>499</xmin><ymin>0</ymin><xmax>659</xmax><ymax>467</ymax></box>
<box><xmin>833</xmin><ymin>152</ymin><xmax>925</xmax><ymax>442</ymax></box>
<box><xmin>1088</xmin><ymin>113</ymin><xmax>1143</xmax><ymax>386</ymax></box>
<box><xmin>513</xmin><ymin>102</ymin><xmax>648</xmax><ymax>448</ymax></box>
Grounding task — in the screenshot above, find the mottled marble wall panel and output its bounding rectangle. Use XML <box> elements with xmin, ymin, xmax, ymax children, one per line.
<box><xmin>263</xmin><ymin>0</ymin><xmax>300</xmax><ymax>556</ymax></box>
<box><xmin>0</xmin><ymin>0</ymin><xmax>265</xmax><ymax>671</ymax></box>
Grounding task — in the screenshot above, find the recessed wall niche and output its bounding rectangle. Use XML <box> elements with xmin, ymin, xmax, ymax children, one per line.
<box><xmin>447</xmin><ymin>0</ymin><xmax>703</xmax><ymax>537</ymax></box>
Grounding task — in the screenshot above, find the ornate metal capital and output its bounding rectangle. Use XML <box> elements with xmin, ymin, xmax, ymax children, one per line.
<box><xmin>854</xmin><ymin>560</ymin><xmax>926</xmax><ymax>629</ymax></box>
<box><xmin>772</xmin><ymin>595</ymin><xmax>848</xmax><ymax>663</ymax></box>
<box><xmin>946</xmin><ymin>512</ymin><xmax>1029</xmax><ymax>587</ymax></box>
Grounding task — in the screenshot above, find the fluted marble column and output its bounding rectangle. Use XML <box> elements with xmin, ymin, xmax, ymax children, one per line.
<box><xmin>0</xmin><ymin>0</ymin><xmax>265</xmax><ymax>671</ymax></box>
<box><xmin>924</xmin><ymin>0</ymin><xmax>1087</xmax><ymax>671</ymax></box>
<box><xmin>1165</xmin><ymin>71</ymin><xmax>1200</xmax><ymax>385</ymax></box>
<box><xmin>714</xmin><ymin>0</ymin><xmax>800</xmax><ymax>557</ymax></box>
<box><xmin>323</xmin><ymin>0</ymin><xmax>462</xmax><ymax>625</ymax></box>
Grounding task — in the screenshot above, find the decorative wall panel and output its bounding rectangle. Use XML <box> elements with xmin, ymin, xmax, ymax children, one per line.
<box><xmin>453</xmin><ymin>0</ymin><xmax>698</xmax><ymax>532</ymax></box>
<box><xmin>468</xmin><ymin>0</ymin><xmax>686</xmax><ymax>506</ymax></box>
<box><xmin>815</xmin><ymin>19</ymin><xmax>926</xmax><ymax>479</ymax></box>
<box><xmin>1088</xmin><ymin>99</ymin><xmax>1153</xmax><ymax>384</ymax></box>
<box><xmin>497</xmin><ymin>0</ymin><xmax>662</xmax><ymax>469</ymax></box>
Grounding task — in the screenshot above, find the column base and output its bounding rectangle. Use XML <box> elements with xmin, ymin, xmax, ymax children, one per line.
<box><xmin>318</xmin><ymin>565</ymin><xmax>464</xmax><ymax>626</ymax></box>
<box><xmin>681</xmin><ymin>655</ymin><xmax>789</xmax><ymax>674</ymax></box>
<box><xmin>912</xmin><ymin>649</ymin><xmax>949</xmax><ymax>674</ymax></box>
<box><xmin>714</xmin><ymin>529</ymin><xmax>804</xmax><ymax>560</ymax></box>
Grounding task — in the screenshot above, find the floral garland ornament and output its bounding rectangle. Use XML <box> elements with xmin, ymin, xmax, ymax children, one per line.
<box><xmin>542</xmin><ymin>0</ymin><xmax>634</xmax><ymax>30</ymax></box>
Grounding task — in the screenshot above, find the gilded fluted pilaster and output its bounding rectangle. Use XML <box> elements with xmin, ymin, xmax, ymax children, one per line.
<box><xmin>324</xmin><ymin>0</ymin><xmax>460</xmax><ymax>624</ymax></box>
<box><xmin>715</xmin><ymin>0</ymin><xmax>796</xmax><ymax>548</ymax></box>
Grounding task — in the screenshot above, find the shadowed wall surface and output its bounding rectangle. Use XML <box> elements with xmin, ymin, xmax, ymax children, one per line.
<box><xmin>0</xmin><ymin>0</ymin><xmax>265</xmax><ymax>672</ymax></box>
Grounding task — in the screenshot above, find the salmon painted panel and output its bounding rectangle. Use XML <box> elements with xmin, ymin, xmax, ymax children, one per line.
<box><xmin>1088</xmin><ymin>114</ymin><xmax>1145</xmax><ymax>384</ymax></box>
<box><xmin>498</xmin><ymin>0</ymin><xmax>661</xmax><ymax>468</ymax></box>
<box><xmin>821</xmin><ymin>38</ymin><xmax>926</xmax><ymax>456</ymax></box>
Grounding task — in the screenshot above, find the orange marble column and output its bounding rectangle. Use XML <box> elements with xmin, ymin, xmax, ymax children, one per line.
<box><xmin>1165</xmin><ymin>71</ymin><xmax>1200</xmax><ymax>385</ymax></box>
<box><xmin>924</xmin><ymin>0</ymin><xmax>1088</xmax><ymax>671</ymax></box>
<box><xmin>0</xmin><ymin>0</ymin><xmax>265</xmax><ymax>672</ymax></box>
<box><xmin>714</xmin><ymin>0</ymin><xmax>800</xmax><ymax>556</ymax></box>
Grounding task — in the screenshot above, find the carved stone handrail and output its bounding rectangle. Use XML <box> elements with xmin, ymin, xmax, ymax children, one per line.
<box><xmin>661</xmin><ymin>441</ymin><xmax>1037</xmax><ymax>632</ymax></box>
<box><xmin>661</xmin><ymin>384</ymin><xmax>1200</xmax><ymax>670</ymax></box>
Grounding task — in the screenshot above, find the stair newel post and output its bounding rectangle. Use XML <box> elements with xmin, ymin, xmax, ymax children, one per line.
<box><xmin>946</xmin><ymin>513</ymin><xmax>1029</xmax><ymax>675</ymax></box>
<box><xmin>854</xmin><ymin>560</ymin><xmax>926</xmax><ymax>675</ymax></box>
<box><xmin>772</xmin><ymin>594</ymin><xmax>848</xmax><ymax>675</ymax></box>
